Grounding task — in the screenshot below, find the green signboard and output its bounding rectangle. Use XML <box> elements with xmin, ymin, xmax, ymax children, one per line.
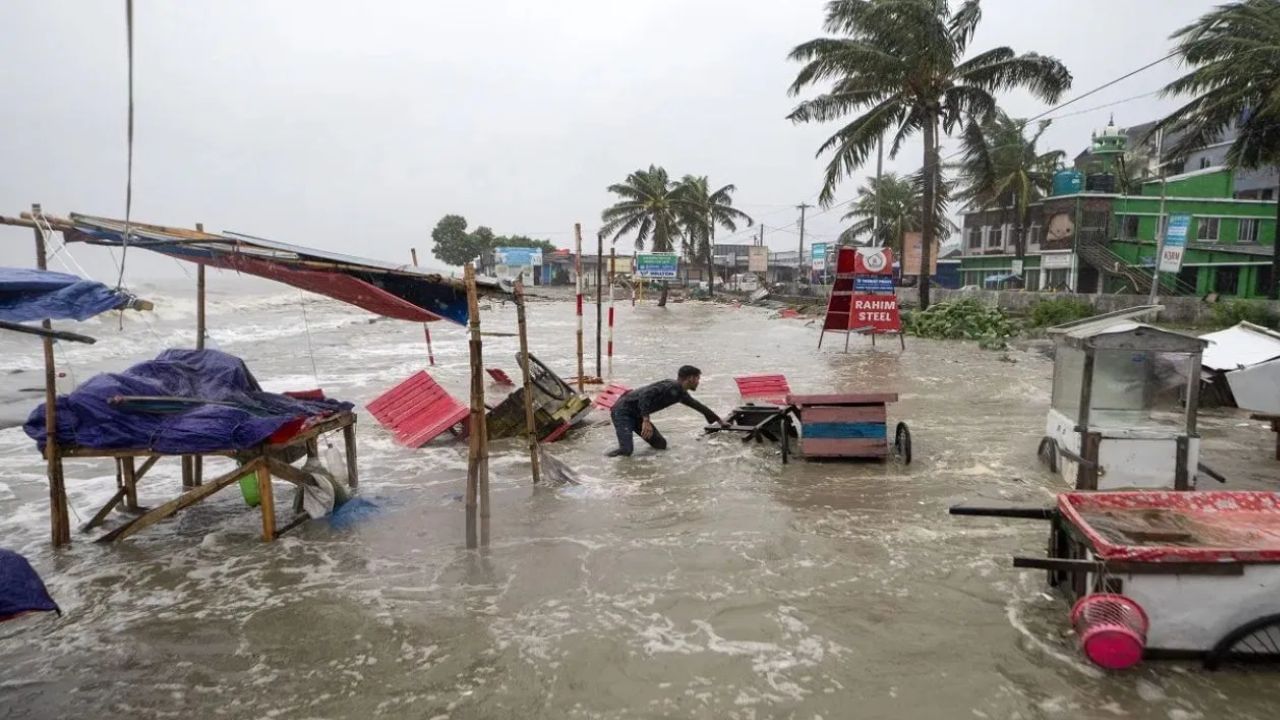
<box><xmin>636</xmin><ymin>253</ymin><xmax>679</xmax><ymax>279</ymax></box>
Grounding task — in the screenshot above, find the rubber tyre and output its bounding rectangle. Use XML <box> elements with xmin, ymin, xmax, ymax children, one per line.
<box><xmin>894</xmin><ymin>422</ymin><xmax>912</xmax><ymax>465</ymax></box>
<box><xmin>1038</xmin><ymin>437</ymin><xmax>1059</xmax><ymax>474</ymax></box>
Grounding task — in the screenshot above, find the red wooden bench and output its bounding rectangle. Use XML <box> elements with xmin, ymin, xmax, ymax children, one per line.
<box><xmin>366</xmin><ymin>371</ymin><xmax>469</xmax><ymax>447</ymax></box>
<box><xmin>593</xmin><ymin>383</ymin><xmax>631</xmax><ymax>411</ymax></box>
<box><xmin>735</xmin><ymin>374</ymin><xmax>791</xmax><ymax>406</ymax></box>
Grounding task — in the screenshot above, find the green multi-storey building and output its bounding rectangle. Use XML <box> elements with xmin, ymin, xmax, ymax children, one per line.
<box><xmin>958</xmin><ymin>119</ymin><xmax>1278</xmax><ymax>298</ymax></box>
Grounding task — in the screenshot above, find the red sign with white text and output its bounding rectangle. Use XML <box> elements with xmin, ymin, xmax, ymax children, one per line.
<box><xmin>850</xmin><ymin>293</ymin><xmax>901</xmax><ymax>333</ymax></box>
<box><xmin>853</xmin><ymin>248</ymin><xmax>894</xmax><ymax>276</ymax></box>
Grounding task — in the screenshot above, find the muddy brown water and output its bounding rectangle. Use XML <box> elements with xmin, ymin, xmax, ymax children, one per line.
<box><xmin>2</xmin><ymin>284</ymin><xmax>1279</xmax><ymax>719</ymax></box>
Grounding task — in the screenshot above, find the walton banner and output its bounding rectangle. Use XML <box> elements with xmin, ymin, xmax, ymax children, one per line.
<box><xmin>853</xmin><ymin>248</ymin><xmax>893</xmax><ymax>276</ymax></box>
<box><xmin>636</xmin><ymin>252</ymin><xmax>680</xmax><ymax>279</ymax></box>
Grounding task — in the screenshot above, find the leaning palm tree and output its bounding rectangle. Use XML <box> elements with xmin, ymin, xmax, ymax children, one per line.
<box><xmin>601</xmin><ymin>165</ymin><xmax>685</xmax><ymax>306</ymax></box>
<box><xmin>787</xmin><ymin>0</ymin><xmax>1071</xmax><ymax>307</ymax></box>
<box><xmin>1150</xmin><ymin>0</ymin><xmax>1280</xmax><ymax>299</ymax></box>
<box><xmin>955</xmin><ymin>111</ymin><xmax>1064</xmax><ymax>259</ymax></box>
<box><xmin>678</xmin><ymin>175</ymin><xmax>755</xmax><ymax>296</ymax></box>
<box><xmin>838</xmin><ymin>171</ymin><xmax>956</xmax><ymax>250</ymax></box>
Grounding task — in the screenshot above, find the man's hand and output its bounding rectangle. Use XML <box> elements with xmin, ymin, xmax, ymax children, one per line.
<box><xmin>717</xmin><ymin>419</ymin><xmax>730</xmax><ymax>429</ymax></box>
<box><xmin>640</xmin><ymin>418</ymin><xmax>654</xmax><ymax>440</ymax></box>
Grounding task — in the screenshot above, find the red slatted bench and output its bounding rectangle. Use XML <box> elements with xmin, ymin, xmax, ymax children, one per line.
<box><xmin>735</xmin><ymin>374</ymin><xmax>791</xmax><ymax>406</ymax></box>
<box><xmin>593</xmin><ymin>383</ymin><xmax>631</xmax><ymax>411</ymax></box>
<box><xmin>367</xmin><ymin>371</ymin><xmax>469</xmax><ymax>447</ymax></box>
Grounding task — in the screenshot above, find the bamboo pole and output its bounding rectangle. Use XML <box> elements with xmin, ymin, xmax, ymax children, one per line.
<box><xmin>464</xmin><ymin>263</ymin><xmax>489</xmax><ymax>548</ymax></box>
<box><xmin>608</xmin><ymin>247</ymin><xmax>616</xmax><ymax>377</ymax></box>
<box><xmin>195</xmin><ymin>222</ymin><xmax>206</xmax><ymax>350</ymax></box>
<box><xmin>574</xmin><ymin>224</ymin><xmax>584</xmax><ymax>393</ymax></box>
<box><xmin>32</xmin><ymin>204</ymin><xmax>70</xmax><ymax>547</ymax></box>
<box><xmin>410</xmin><ymin>248</ymin><xmax>436</xmax><ymax>366</ymax></box>
<box><xmin>596</xmin><ymin>232</ymin><xmax>603</xmax><ymax>379</ymax></box>
<box><xmin>514</xmin><ymin>276</ymin><xmax>541</xmax><ymax>484</ymax></box>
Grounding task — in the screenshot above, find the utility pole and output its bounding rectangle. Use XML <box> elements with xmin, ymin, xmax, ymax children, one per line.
<box><xmin>797</xmin><ymin>203</ymin><xmax>811</xmax><ymax>283</ymax></box>
<box><xmin>873</xmin><ymin>135</ymin><xmax>884</xmax><ymax>246</ymax></box>
<box><xmin>1149</xmin><ymin>128</ymin><xmax>1168</xmax><ymax>304</ymax></box>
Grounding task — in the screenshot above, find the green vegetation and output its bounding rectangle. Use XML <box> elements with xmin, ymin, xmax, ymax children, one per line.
<box><xmin>1153</xmin><ymin>0</ymin><xmax>1280</xmax><ymax>299</ymax></box>
<box><xmin>1028</xmin><ymin>298</ymin><xmax>1094</xmax><ymax>328</ymax></box>
<box><xmin>1210</xmin><ymin>300</ymin><xmax>1280</xmax><ymax>330</ymax></box>
<box><xmin>430</xmin><ymin>214</ymin><xmax>556</xmax><ymax>267</ymax></box>
<box><xmin>902</xmin><ymin>298</ymin><xmax>1016</xmax><ymax>349</ymax></box>
<box><xmin>837</xmin><ymin>172</ymin><xmax>956</xmax><ymax>251</ymax></box>
<box><xmin>786</xmin><ymin>0</ymin><xmax>1071</xmax><ymax>307</ymax></box>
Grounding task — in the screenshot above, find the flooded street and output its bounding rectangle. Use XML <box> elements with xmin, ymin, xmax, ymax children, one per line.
<box><xmin>2</xmin><ymin>281</ymin><xmax>1279</xmax><ymax>719</ymax></box>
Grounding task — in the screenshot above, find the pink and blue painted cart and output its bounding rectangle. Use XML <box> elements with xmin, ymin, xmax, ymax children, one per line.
<box><xmin>783</xmin><ymin>393</ymin><xmax>911</xmax><ymax>464</ymax></box>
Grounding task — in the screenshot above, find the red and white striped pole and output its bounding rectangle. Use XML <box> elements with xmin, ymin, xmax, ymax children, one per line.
<box><xmin>410</xmin><ymin>248</ymin><xmax>435</xmax><ymax>366</ymax></box>
<box><xmin>608</xmin><ymin>246</ymin><xmax>616</xmax><ymax>376</ymax></box>
<box><xmin>574</xmin><ymin>223</ymin><xmax>584</xmax><ymax>393</ymax></box>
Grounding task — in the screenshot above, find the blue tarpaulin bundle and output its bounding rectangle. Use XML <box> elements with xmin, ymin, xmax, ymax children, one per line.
<box><xmin>0</xmin><ymin>267</ymin><xmax>134</xmax><ymax>323</ymax></box>
<box><xmin>25</xmin><ymin>349</ymin><xmax>353</xmax><ymax>454</ymax></box>
<box><xmin>0</xmin><ymin>549</ymin><xmax>59</xmax><ymax>621</ymax></box>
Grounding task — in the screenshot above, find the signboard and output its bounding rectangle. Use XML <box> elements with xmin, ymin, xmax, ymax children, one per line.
<box><xmin>853</xmin><ymin>247</ymin><xmax>893</xmax><ymax>276</ymax></box>
<box><xmin>851</xmin><ymin>294</ymin><xmax>901</xmax><ymax>333</ymax></box>
<box><xmin>811</xmin><ymin>243</ymin><xmax>828</xmax><ymax>262</ymax></box>
<box><xmin>900</xmin><ymin>233</ymin><xmax>938</xmax><ymax>276</ymax></box>
<box><xmin>1041</xmin><ymin>252</ymin><xmax>1073</xmax><ymax>270</ymax></box>
<box><xmin>636</xmin><ymin>252</ymin><xmax>679</xmax><ymax>279</ymax></box>
<box><xmin>748</xmin><ymin>246</ymin><xmax>769</xmax><ymax>272</ymax></box>
<box><xmin>608</xmin><ymin>256</ymin><xmax>634</xmax><ymax>275</ymax></box>
<box><xmin>495</xmin><ymin>247</ymin><xmax>543</xmax><ymax>266</ymax></box>
<box><xmin>1011</xmin><ymin>259</ymin><xmax>1024</xmax><ymax>275</ymax></box>
<box><xmin>1158</xmin><ymin>214</ymin><xmax>1191</xmax><ymax>273</ymax></box>
<box><xmin>854</xmin><ymin>276</ymin><xmax>895</xmax><ymax>293</ymax></box>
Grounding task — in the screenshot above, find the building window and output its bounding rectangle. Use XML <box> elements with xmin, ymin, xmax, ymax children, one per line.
<box><xmin>1178</xmin><ymin>265</ymin><xmax>1199</xmax><ymax>293</ymax></box>
<box><xmin>967</xmin><ymin>227</ymin><xmax>981</xmax><ymax>249</ymax></box>
<box><xmin>1027</xmin><ymin>224</ymin><xmax>1042</xmax><ymax>248</ymax></box>
<box><xmin>1025</xmin><ymin>269</ymin><xmax>1040</xmax><ymax>290</ymax></box>
<box><xmin>1199</xmin><ymin>157</ymin><xmax>1212</xmax><ymax>170</ymax></box>
<box><xmin>1120</xmin><ymin>215</ymin><xmax>1139</xmax><ymax>239</ymax></box>
<box><xmin>1215</xmin><ymin>266</ymin><xmax>1240</xmax><ymax>295</ymax></box>
<box><xmin>988</xmin><ymin>225</ymin><xmax>1004</xmax><ymax>248</ymax></box>
<box><xmin>1258</xmin><ymin>266</ymin><xmax>1274</xmax><ymax>297</ymax></box>
<box><xmin>1239</xmin><ymin>218</ymin><xmax>1260</xmax><ymax>243</ymax></box>
<box><xmin>1044</xmin><ymin>268</ymin><xmax>1070</xmax><ymax>291</ymax></box>
<box><xmin>1196</xmin><ymin>217</ymin><xmax>1220</xmax><ymax>242</ymax></box>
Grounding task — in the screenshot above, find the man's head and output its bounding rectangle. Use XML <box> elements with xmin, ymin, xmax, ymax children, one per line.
<box><xmin>677</xmin><ymin>365</ymin><xmax>702</xmax><ymax>391</ymax></box>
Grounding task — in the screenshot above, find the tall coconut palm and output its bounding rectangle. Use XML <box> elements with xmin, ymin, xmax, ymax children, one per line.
<box><xmin>955</xmin><ymin>112</ymin><xmax>1064</xmax><ymax>259</ymax></box>
<box><xmin>839</xmin><ymin>171</ymin><xmax>957</xmax><ymax>250</ymax></box>
<box><xmin>678</xmin><ymin>175</ymin><xmax>755</xmax><ymax>295</ymax></box>
<box><xmin>601</xmin><ymin>165</ymin><xmax>685</xmax><ymax>306</ymax></box>
<box><xmin>787</xmin><ymin>0</ymin><xmax>1071</xmax><ymax>308</ymax></box>
<box><xmin>1150</xmin><ymin>0</ymin><xmax>1280</xmax><ymax>299</ymax></box>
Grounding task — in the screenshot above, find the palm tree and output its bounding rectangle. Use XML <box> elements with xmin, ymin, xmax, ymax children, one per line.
<box><xmin>839</xmin><ymin>171</ymin><xmax>957</xmax><ymax>251</ymax></box>
<box><xmin>955</xmin><ymin>111</ymin><xmax>1064</xmax><ymax>259</ymax></box>
<box><xmin>1151</xmin><ymin>0</ymin><xmax>1280</xmax><ymax>299</ymax></box>
<box><xmin>787</xmin><ymin>0</ymin><xmax>1071</xmax><ymax>308</ymax></box>
<box><xmin>601</xmin><ymin>165</ymin><xmax>686</xmax><ymax>306</ymax></box>
<box><xmin>678</xmin><ymin>176</ymin><xmax>755</xmax><ymax>296</ymax></box>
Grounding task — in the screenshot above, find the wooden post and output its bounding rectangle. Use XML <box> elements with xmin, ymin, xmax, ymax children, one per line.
<box><xmin>464</xmin><ymin>264</ymin><xmax>490</xmax><ymax>547</ymax></box>
<box><xmin>121</xmin><ymin>456</ymin><xmax>139</xmax><ymax>510</ymax></box>
<box><xmin>596</xmin><ymin>232</ymin><xmax>603</xmax><ymax>379</ymax></box>
<box><xmin>608</xmin><ymin>247</ymin><xmax>616</xmax><ymax>376</ymax></box>
<box><xmin>514</xmin><ymin>277</ymin><xmax>541</xmax><ymax>484</ymax></box>
<box><xmin>32</xmin><ymin>204</ymin><xmax>70</xmax><ymax>547</ymax></box>
<box><xmin>410</xmin><ymin>248</ymin><xmax>436</xmax><ymax>366</ymax></box>
<box><xmin>574</xmin><ymin>224</ymin><xmax>584</xmax><ymax>393</ymax></box>
<box><xmin>632</xmin><ymin>252</ymin><xmax>638</xmax><ymax>307</ymax></box>
<box><xmin>195</xmin><ymin>222</ymin><xmax>206</xmax><ymax>350</ymax></box>
<box><xmin>343</xmin><ymin>418</ymin><xmax>360</xmax><ymax>489</ymax></box>
<box><xmin>257</xmin><ymin>460</ymin><xmax>276</xmax><ymax>542</ymax></box>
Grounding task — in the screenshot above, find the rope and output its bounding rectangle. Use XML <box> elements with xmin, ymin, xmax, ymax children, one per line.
<box><xmin>297</xmin><ymin>290</ymin><xmax>321</xmax><ymax>385</ymax></box>
<box><xmin>116</xmin><ymin>0</ymin><xmax>135</xmax><ymax>291</ymax></box>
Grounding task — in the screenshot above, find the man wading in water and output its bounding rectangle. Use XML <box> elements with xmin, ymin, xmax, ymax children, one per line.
<box><xmin>607</xmin><ymin>365</ymin><xmax>726</xmax><ymax>457</ymax></box>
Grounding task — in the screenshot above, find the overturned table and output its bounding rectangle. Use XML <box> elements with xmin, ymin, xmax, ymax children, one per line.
<box><xmin>56</xmin><ymin>412</ymin><xmax>359</xmax><ymax>544</ymax></box>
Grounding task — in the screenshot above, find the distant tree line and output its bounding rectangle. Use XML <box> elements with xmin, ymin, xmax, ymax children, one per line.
<box><xmin>430</xmin><ymin>214</ymin><xmax>558</xmax><ymax>267</ymax></box>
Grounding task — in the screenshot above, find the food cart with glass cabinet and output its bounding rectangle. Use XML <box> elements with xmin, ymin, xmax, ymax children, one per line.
<box><xmin>1037</xmin><ymin>308</ymin><xmax>1210</xmax><ymax>491</ymax></box>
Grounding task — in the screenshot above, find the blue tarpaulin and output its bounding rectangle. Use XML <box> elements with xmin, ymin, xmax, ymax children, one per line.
<box><xmin>25</xmin><ymin>349</ymin><xmax>353</xmax><ymax>453</ymax></box>
<box><xmin>0</xmin><ymin>267</ymin><xmax>133</xmax><ymax>323</ymax></box>
<box><xmin>0</xmin><ymin>549</ymin><xmax>59</xmax><ymax>621</ymax></box>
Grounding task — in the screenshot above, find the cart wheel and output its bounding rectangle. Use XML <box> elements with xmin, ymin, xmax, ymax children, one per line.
<box><xmin>1205</xmin><ymin>613</ymin><xmax>1280</xmax><ymax>670</ymax></box>
<box><xmin>1037</xmin><ymin>437</ymin><xmax>1059</xmax><ymax>474</ymax></box>
<box><xmin>894</xmin><ymin>422</ymin><xmax>912</xmax><ymax>465</ymax></box>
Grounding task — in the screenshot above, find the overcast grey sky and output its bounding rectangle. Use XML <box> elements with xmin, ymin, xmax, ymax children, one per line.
<box><xmin>1</xmin><ymin>1</ymin><xmax>1215</xmax><ymax>280</ymax></box>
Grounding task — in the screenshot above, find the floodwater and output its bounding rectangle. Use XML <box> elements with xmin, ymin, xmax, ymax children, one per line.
<box><xmin>2</xmin><ymin>277</ymin><xmax>1279</xmax><ymax>720</ymax></box>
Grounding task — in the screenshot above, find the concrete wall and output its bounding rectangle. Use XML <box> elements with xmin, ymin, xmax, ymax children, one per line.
<box><xmin>894</xmin><ymin>286</ymin><xmax>1280</xmax><ymax>325</ymax></box>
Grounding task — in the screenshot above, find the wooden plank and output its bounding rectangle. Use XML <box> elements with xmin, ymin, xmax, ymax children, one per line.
<box><xmin>264</xmin><ymin>458</ymin><xmax>314</xmax><ymax>487</ymax></box>
<box><xmin>788</xmin><ymin>393</ymin><xmax>899</xmax><ymax>405</ymax></box>
<box><xmin>343</xmin><ymin>420</ymin><xmax>359</xmax><ymax>489</ymax></box>
<box><xmin>258</xmin><ymin>463</ymin><xmax>276</xmax><ymax>542</ymax></box>
<box><xmin>801</xmin><ymin>438</ymin><xmax>888</xmax><ymax>457</ymax></box>
<box><xmin>122</xmin><ymin>456</ymin><xmax>139</xmax><ymax>510</ymax></box>
<box><xmin>1012</xmin><ymin>556</ymin><xmax>1245</xmax><ymax>576</ymax></box>
<box><xmin>948</xmin><ymin>504</ymin><xmax>1055</xmax><ymax>520</ymax></box>
<box><xmin>801</xmin><ymin>406</ymin><xmax>886</xmax><ymax>424</ymax></box>
<box><xmin>96</xmin><ymin>458</ymin><xmax>263</xmax><ymax>543</ymax></box>
<box><xmin>82</xmin><ymin>487</ymin><xmax>128</xmax><ymax>531</ymax></box>
<box><xmin>801</xmin><ymin>422</ymin><xmax>887</xmax><ymax>439</ymax></box>
<box><xmin>33</xmin><ymin>205</ymin><xmax>71</xmax><ymax>548</ymax></box>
